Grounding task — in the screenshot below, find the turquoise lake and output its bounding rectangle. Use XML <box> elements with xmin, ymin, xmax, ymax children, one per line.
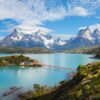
<box><xmin>0</xmin><ymin>53</ymin><xmax>99</xmax><ymax>99</ymax></box>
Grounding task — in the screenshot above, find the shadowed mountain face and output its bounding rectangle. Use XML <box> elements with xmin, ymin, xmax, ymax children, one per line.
<box><xmin>0</xmin><ymin>29</ymin><xmax>46</xmax><ymax>48</ymax></box>
<box><xmin>60</xmin><ymin>25</ymin><xmax>100</xmax><ymax>50</ymax></box>
<box><xmin>0</xmin><ymin>24</ymin><xmax>100</xmax><ymax>50</ymax></box>
<box><xmin>92</xmin><ymin>29</ymin><xmax>100</xmax><ymax>44</ymax></box>
<box><xmin>63</xmin><ymin>37</ymin><xmax>93</xmax><ymax>50</ymax></box>
<box><xmin>62</xmin><ymin>28</ymin><xmax>94</xmax><ymax>50</ymax></box>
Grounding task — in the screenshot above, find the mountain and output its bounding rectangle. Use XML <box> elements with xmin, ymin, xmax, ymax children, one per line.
<box><xmin>62</xmin><ymin>24</ymin><xmax>100</xmax><ymax>50</ymax></box>
<box><xmin>0</xmin><ymin>24</ymin><xmax>100</xmax><ymax>50</ymax></box>
<box><xmin>92</xmin><ymin>29</ymin><xmax>100</xmax><ymax>44</ymax></box>
<box><xmin>0</xmin><ymin>26</ymin><xmax>73</xmax><ymax>49</ymax></box>
<box><xmin>0</xmin><ymin>29</ymin><xmax>45</xmax><ymax>48</ymax></box>
<box><xmin>62</xmin><ymin>27</ymin><xmax>94</xmax><ymax>49</ymax></box>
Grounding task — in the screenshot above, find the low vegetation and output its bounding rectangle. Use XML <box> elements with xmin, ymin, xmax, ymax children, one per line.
<box><xmin>0</xmin><ymin>55</ymin><xmax>41</xmax><ymax>67</ymax></box>
<box><xmin>0</xmin><ymin>46</ymin><xmax>55</xmax><ymax>54</ymax></box>
<box><xmin>1</xmin><ymin>45</ymin><xmax>100</xmax><ymax>54</ymax></box>
<box><xmin>63</xmin><ymin>45</ymin><xmax>100</xmax><ymax>54</ymax></box>
<box><xmin>19</xmin><ymin>62</ymin><xmax>100</xmax><ymax>100</ymax></box>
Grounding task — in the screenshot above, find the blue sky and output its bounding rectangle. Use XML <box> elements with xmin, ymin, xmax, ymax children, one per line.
<box><xmin>0</xmin><ymin>0</ymin><xmax>100</xmax><ymax>38</ymax></box>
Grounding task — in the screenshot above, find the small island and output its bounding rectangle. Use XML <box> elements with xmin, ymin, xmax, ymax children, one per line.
<box><xmin>0</xmin><ymin>55</ymin><xmax>41</xmax><ymax>67</ymax></box>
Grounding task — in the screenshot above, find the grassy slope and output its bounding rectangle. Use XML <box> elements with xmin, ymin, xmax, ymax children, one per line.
<box><xmin>20</xmin><ymin>62</ymin><xmax>100</xmax><ymax>100</ymax></box>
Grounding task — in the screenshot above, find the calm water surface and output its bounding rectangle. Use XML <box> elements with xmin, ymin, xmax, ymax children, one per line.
<box><xmin>0</xmin><ymin>53</ymin><xmax>99</xmax><ymax>99</ymax></box>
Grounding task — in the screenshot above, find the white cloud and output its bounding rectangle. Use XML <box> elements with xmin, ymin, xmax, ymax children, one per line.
<box><xmin>67</xmin><ymin>0</ymin><xmax>100</xmax><ymax>10</ymax></box>
<box><xmin>0</xmin><ymin>0</ymin><xmax>100</xmax><ymax>33</ymax></box>
<box><xmin>52</xmin><ymin>34</ymin><xmax>76</xmax><ymax>40</ymax></box>
<box><xmin>67</xmin><ymin>7</ymin><xmax>90</xmax><ymax>16</ymax></box>
<box><xmin>0</xmin><ymin>0</ymin><xmax>94</xmax><ymax>23</ymax></box>
<box><xmin>0</xmin><ymin>36</ymin><xmax>4</xmax><ymax>40</ymax></box>
<box><xmin>15</xmin><ymin>24</ymin><xmax>52</xmax><ymax>34</ymax></box>
<box><xmin>66</xmin><ymin>0</ymin><xmax>100</xmax><ymax>17</ymax></box>
<box><xmin>0</xmin><ymin>0</ymin><xmax>67</xmax><ymax>26</ymax></box>
<box><xmin>0</xmin><ymin>0</ymin><xmax>67</xmax><ymax>32</ymax></box>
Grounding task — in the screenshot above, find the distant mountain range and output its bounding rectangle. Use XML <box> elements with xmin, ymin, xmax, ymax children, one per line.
<box><xmin>63</xmin><ymin>24</ymin><xmax>100</xmax><ymax>50</ymax></box>
<box><xmin>0</xmin><ymin>24</ymin><xmax>100</xmax><ymax>50</ymax></box>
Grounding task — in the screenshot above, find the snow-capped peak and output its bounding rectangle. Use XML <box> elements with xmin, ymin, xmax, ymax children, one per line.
<box><xmin>79</xmin><ymin>24</ymin><xmax>100</xmax><ymax>33</ymax></box>
<box><xmin>93</xmin><ymin>29</ymin><xmax>100</xmax><ymax>37</ymax></box>
<box><xmin>88</xmin><ymin>24</ymin><xmax>100</xmax><ymax>32</ymax></box>
<box><xmin>78</xmin><ymin>27</ymin><xmax>93</xmax><ymax>40</ymax></box>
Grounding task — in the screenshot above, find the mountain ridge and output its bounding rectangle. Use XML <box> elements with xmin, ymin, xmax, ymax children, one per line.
<box><xmin>0</xmin><ymin>24</ymin><xmax>100</xmax><ymax>50</ymax></box>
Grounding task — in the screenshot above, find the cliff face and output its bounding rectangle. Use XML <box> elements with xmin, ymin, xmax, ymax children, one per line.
<box><xmin>21</xmin><ymin>62</ymin><xmax>100</xmax><ymax>100</ymax></box>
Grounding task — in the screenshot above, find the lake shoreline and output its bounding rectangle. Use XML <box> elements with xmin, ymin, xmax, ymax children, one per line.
<box><xmin>19</xmin><ymin>62</ymin><xmax>100</xmax><ymax>100</ymax></box>
<box><xmin>0</xmin><ymin>53</ymin><xmax>99</xmax><ymax>100</ymax></box>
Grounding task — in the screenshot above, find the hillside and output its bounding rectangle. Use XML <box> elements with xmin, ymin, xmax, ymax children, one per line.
<box><xmin>84</xmin><ymin>46</ymin><xmax>100</xmax><ymax>54</ymax></box>
<box><xmin>1</xmin><ymin>45</ymin><xmax>100</xmax><ymax>54</ymax></box>
<box><xmin>20</xmin><ymin>62</ymin><xmax>100</xmax><ymax>100</ymax></box>
<box><xmin>63</xmin><ymin>45</ymin><xmax>100</xmax><ymax>54</ymax></box>
<box><xmin>0</xmin><ymin>46</ymin><xmax>55</xmax><ymax>53</ymax></box>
